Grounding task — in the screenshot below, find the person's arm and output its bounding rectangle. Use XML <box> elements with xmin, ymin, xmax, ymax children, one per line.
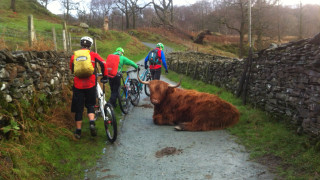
<box><xmin>69</xmin><ymin>55</ymin><xmax>74</xmax><ymax>73</ymax></box>
<box><xmin>94</xmin><ymin>53</ymin><xmax>106</xmax><ymax>75</ymax></box>
<box><xmin>122</xmin><ymin>56</ymin><xmax>138</xmax><ymax>69</ymax></box>
<box><xmin>161</xmin><ymin>51</ymin><xmax>168</xmax><ymax>71</ymax></box>
<box><xmin>144</xmin><ymin>54</ymin><xmax>149</xmax><ymax>69</ymax></box>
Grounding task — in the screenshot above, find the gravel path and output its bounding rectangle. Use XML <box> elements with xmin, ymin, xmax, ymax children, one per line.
<box><xmin>85</xmin><ymin>43</ymin><xmax>275</xmax><ymax>180</ymax></box>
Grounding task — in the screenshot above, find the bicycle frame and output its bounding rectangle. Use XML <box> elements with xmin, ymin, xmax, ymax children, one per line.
<box><xmin>120</xmin><ymin>72</ymin><xmax>131</xmax><ymax>100</ymax></box>
<box><xmin>96</xmin><ymin>82</ymin><xmax>107</xmax><ymax>121</ymax></box>
<box><xmin>137</xmin><ymin>68</ymin><xmax>150</xmax><ymax>91</ymax></box>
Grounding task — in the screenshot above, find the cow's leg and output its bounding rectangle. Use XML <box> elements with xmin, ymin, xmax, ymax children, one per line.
<box><xmin>153</xmin><ymin>114</ymin><xmax>165</xmax><ymax>125</ymax></box>
<box><xmin>174</xmin><ymin>122</ymin><xmax>200</xmax><ymax>131</ymax></box>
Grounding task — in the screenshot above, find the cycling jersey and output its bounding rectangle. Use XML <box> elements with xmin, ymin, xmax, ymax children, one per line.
<box><xmin>144</xmin><ymin>47</ymin><xmax>168</xmax><ymax>70</ymax></box>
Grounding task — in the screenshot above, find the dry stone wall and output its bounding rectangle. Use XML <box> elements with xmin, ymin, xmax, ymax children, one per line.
<box><xmin>166</xmin><ymin>34</ymin><xmax>320</xmax><ymax>137</ymax></box>
<box><xmin>0</xmin><ymin>50</ymin><xmax>73</xmax><ymax>105</ymax></box>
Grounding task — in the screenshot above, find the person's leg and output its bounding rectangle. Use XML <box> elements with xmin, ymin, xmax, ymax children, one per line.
<box><xmin>150</xmin><ymin>69</ymin><xmax>155</xmax><ymax>80</ymax></box>
<box><xmin>71</xmin><ymin>86</ymin><xmax>85</xmax><ymax>139</ymax></box>
<box><xmin>85</xmin><ymin>86</ymin><xmax>97</xmax><ymax>136</ymax></box>
<box><xmin>154</xmin><ymin>68</ymin><xmax>161</xmax><ymax>80</ymax></box>
<box><xmin>108</xmin><ymin>75</ymin><xmax>121</xmax><ymax>107</ymax></box>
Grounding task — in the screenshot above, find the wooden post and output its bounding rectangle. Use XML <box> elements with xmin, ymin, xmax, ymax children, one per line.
<box><xmin>205</xmin><ymin>63</ymin><xmax>209</xmax><ymax>83</ymax></box>
<box><xmin>193</xmin><ymin>62</ymin><xmax>198</xmax><ymax>80</ymax></box>
<box><xmin>62</xmin><ymin>30</ymin><xmax>67</xmax><ymax>52</ymax></box>
<box><xmin>52</xmin><ymin>27</ymin><xmax>57</xmax><ymax>51</ymax></box>
<box><xmin>28</xmin><ymin>15</ymin><xmax>35</xmax><ymax>47</ymax></box>
<box><xmin>186</xmin><ymin>61</ymin><xmax>190</xmax><ymax>76</ymax></box>
<box><xmin>93</xmin><ymin>37</ymin><xmax>97</xmax><ymax>53</ymax></box>
<box><xmin>63</xmin><ymin>21</ymin><xmax>69</xmax><ymax>52</ymax></box>
<box><xmin>68</xmin><ymin>32</ymin><xmax>72</xmax><ymax>51</ymax></box>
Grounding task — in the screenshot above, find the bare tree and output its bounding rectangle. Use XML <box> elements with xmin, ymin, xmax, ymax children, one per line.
<box><xmin>38</xmin><ymin>0</ymin><xmax>55</xmax><ymax>9</ymax></box>
<box><xmin>218</xmin><ymin>0</ymin><xmax>251</xmax><ymax>58</ymax></box>
<box><xmin>252</xmin><ymin>0</ymin><xmax>278</xmax><ymax>50</ymax></box>
<box><xmin>60</xmin><ymin>0</ymin><xmax>79</xmax><ymax>22</ymax></box>
<box><xmin>152</xmin><ymin>0</ymin><xmax>173</xmax><ymax>28</ymax></box>
<box><xmin>88</xmin><ymin>0</ymin><xmax>113</xmax><ymax>27</ymax></box>
<box><xmin>10</xmin><ymin>0</ymin><xmax>16</xmax><ymax>12</ymax></box>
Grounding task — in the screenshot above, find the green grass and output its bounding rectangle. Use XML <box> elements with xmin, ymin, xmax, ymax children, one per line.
<box><xmin>0</xmin><ymin>119</ymin><xmax>109</xmax><ymax>179</ymax></box>
<box><xmin>164</xmin><ymin>70</ymin><xmax>320</xmax><ymax>179</ymax></box>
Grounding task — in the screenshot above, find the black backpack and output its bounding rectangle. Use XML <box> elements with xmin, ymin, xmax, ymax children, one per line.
<box><xmin>148</xmin><ymin>49</ymin><xmax>160</xmax><ymax>65</ymax></box>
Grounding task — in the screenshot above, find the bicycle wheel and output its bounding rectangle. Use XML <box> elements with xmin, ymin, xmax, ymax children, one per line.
<box><xmin>118</xmin><ymin>86</ymin><xmax>129</xmax><ymax>114</ymax></box>
<box><xmin>144</xmin><ymin>76</ymin><xmax>151</xmax><ymax>96</ymax></box>
<box><xmin>130</xmin><ymin>79</ymin><xmax>140</xmax><ymax>106</ymax></box>
<box><xmin>104</xmin><ymin>103</ymin><xmax>117</xmax><ymax>143</ymax></box>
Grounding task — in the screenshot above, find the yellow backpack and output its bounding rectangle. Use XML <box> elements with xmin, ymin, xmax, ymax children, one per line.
<box><xmin>73</xmin><ymin>49</ymin><xmax>94</xmax><ymax>78</ymax></box>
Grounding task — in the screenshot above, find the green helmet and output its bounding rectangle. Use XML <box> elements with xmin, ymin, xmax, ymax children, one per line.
<box><xmin>116</xmin><ymin>47</ymin><xmax>124</xmax><ymax>54</ymax></box>
<box><xmin>156</xmin><ymin>43</ymin><xmax>164</xmax><ymax>49</ymax></box>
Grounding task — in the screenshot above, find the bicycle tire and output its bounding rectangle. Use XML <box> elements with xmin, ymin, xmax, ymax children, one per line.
<box><xmin>130</xmin><ymin>79</ymin><xmax>140</xmax><ymax>106</ymax></box>
<box><xmin>104</xmin><ymin>103</ymin><xmax>117</xmax><ymax>143</ymax></box>
<box><xmin>144</xmin><ymin>76</ymin><xmax>151</xmax><ymax>96</ymax></box>
<box><xmin>118</xmin><ymin>86</ymin><xmax>129</xmax><ymax>114</ymax></box>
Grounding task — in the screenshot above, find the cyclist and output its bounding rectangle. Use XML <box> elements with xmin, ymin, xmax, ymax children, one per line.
<box><xmin>69</xmin><ymin>36</ymin><xmax>106</xmax><ymax>139</ymax></box>
<box><xmin>108</xmin><ymin>47</ymin><xmax>139</xmax><ymax>108</ymax></box>
<box><xmin>144</xmin><ymin>42</ymin><xmax>168</xmax><ymax>80</ymax></box>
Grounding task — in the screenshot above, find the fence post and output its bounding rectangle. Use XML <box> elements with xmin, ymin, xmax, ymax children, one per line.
<box><xmin>62</xmin><ymin>30</ymin><xmax>67</xmax><ymax>52</ymax></box>
<box><xmin>52</xmin><ymin>27</ymin><xmax>57</xmax><ymax>51</ymax></box>
<box><xmin>93</xmin><ymin>37</ymin><xmax>97</xmax><ymax>53</ymax></box>
<box><xmin>63</xmin><ymin>21</ymin><xmax>69</xmax><ymax>52</ymax></box>
<box><xmin>68</xmin><ymin>32</ymin><xmax>72</xmax><ymax>52</ymax></box>
<box><xmin>28</xmin><ymin>15</ymin><xmax>35</xmax><ymax>47</ymax></box>
<box><xmin>186</xmin><ymin>61</ymin><xmax>190</xmax><ymax>76</ymax></box>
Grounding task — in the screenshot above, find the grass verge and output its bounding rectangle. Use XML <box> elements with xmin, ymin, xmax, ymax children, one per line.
<box><xmin>163</xmin><ymin>69</ymin><xmax>320</xmax><ymax>180</ymax></box>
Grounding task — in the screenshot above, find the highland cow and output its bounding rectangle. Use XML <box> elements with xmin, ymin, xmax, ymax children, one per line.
<box><xmin>137</xmin><ymin>76</ymin><xmax>240</xmax><ymax>131</ymax></box>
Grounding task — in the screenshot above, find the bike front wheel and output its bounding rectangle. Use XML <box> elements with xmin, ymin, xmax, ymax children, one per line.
<box><xmin>118</xmin><ymin>86</ymin><xmax>129</xmax><ymax>114</ymax></box>
<box><xmin>144</xmin><ymin>76</ymin><xmax>151</xmax><ymax>96</ymax></box>
<box><xmin>130</xmin><ymin>79</ymin><xmax>140</xmax><ymax>106</ymax></box>
<box><xmin>104</xmin><ymin>103</ymin><xmax>117</xmax><ymax>143</ymax></box>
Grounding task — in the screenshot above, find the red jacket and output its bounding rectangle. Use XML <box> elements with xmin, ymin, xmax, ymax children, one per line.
<box><xmin>69</xmin><ymin>49</ymin><xmax>105</xmax><ymax>89</ymax></box>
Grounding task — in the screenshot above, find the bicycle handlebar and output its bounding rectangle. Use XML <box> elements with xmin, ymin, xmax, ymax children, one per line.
<box><xmin>96</xmin><ymin>73</ymin><xmax>103</xmax><ymax>77</ymax></box>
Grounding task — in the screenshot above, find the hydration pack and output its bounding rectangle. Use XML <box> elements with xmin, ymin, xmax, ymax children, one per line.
<box><xmin>105</xmin><ymin>54</ymin><xmax>120</xmax><ymax>78</ymax></box>
<box><xmin>73</xmin><ymin>49</ymin><xmax>94</xmax><ymax>78</ymax></box>
<box><xmin>148</xmin><ymin>49</ymin><xmax>160</xmax><ymax>65</ymax></box>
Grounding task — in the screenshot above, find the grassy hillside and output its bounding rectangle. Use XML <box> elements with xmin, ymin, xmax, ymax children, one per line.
<box><xmin>130</xmin><ymin>28</ymin><xmax>240</xmax><ymax>58</ymax></box>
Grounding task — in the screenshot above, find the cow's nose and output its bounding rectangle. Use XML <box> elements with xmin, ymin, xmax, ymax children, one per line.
<box><xmin>151</xmin><ymin>99</ymin><xmax>159</xmax><ymax>104</ymax></box>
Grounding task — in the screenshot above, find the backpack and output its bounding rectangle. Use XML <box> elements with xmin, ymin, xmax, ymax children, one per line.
<box><xmin>73</xmin><ymin>49</ymin><xmax>94</xmax><ymax>78</ymax></box>
<box><xmin>105</xmin><ymin>54</ymin><xmax>120</xmax><ymax>78</ymax></box>
<box><xmin>148</xmin><ymin>49</ymin><xmax>160</xmax><ymax>65</ymax></box>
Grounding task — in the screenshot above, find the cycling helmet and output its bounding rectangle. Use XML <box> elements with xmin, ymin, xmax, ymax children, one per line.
<box><xmin>80</xmin><ymin>36</ymin><xmax>93</xmax><ymax>48</ymax></box>
<box><xmin>116</xmin><ymin>47</ymin><xmax>124</xmax><ymax>55</ymax></box>
<box><xmin>156</xmin><ymin>43</ymin><xmax>164</xmax><ymax>49</ymax></box>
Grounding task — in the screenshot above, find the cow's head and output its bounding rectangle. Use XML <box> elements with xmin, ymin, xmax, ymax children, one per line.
<box><xmin>137</xmin><ymin>73</ymin><xmax>180</xmax><ymax>105</ymax></box>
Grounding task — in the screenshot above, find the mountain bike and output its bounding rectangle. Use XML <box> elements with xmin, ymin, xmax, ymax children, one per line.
<box><xmin>118</xmin><ymin>69</ymin><xmax>140</xmax><ymax>114</ymax></box>
<box><xmin>137</xmin><ymin>64</ymin><xmax>151</xmax><ymax>96</ymax></box>
<box><xmin>95</xmin><ymin>73</ymin><xmax>117</xmax><ymax>143</ymax></box>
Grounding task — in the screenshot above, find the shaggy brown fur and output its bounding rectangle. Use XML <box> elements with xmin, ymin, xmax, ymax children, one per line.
<box><xmin>148</xmin><ymin>80</ymin><xmax>240</xmax><ymax>131</ymax></box>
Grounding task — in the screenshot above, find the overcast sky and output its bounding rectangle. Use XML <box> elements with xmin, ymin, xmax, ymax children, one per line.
<box><xmin>47</xmin><ymin>0</ymin><xmax>320</xmax><ymax>15</ymax></box>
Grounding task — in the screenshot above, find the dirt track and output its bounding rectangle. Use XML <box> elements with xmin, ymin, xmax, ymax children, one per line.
<box><xmin>84</xmin><ymin>43</ymin><xmax>275</xmax><ymax>180</ymax></box>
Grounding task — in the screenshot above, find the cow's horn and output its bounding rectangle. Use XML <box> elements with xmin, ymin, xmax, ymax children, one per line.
<box><xmin>168</xmin><ymin>79</ymin><xmax>181</xmax><ymax>88</ymax></box>
<box><xmin>137</xmin><ymin>68</ymin><xmax>150</xmax><ymax>85</ymax></box>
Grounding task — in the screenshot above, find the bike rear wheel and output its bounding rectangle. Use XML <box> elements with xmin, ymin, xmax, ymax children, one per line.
<box><xmin>144</xmin><ymin>76</ymin><xmax>151</xmax><ymax>96</ymax></box>
<box><xmin>104</xmin><ymin>103</ymin><xmax>117</xmax><ymax>143</ymax></box>
<box><xmin>118</xmin><ymin>86</ymin><xmax>129</xmax><ymax>114</ymax></box>
<box><xmin>130</xmin><ymin>79</ymin><xmax>140</xmax><ymax>106</ymax></box>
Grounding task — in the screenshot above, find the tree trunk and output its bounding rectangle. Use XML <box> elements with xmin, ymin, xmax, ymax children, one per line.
<box><xmin>10</xmin><ymin>0</ymin><xmax>16</xmax><ymax>12</ymax></box>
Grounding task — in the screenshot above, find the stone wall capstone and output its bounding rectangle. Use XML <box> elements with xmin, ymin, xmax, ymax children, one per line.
<box><xmin>166</xmin><ymin>34</ymin><xmax>320</xmax><ymax>137</ymax></box>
